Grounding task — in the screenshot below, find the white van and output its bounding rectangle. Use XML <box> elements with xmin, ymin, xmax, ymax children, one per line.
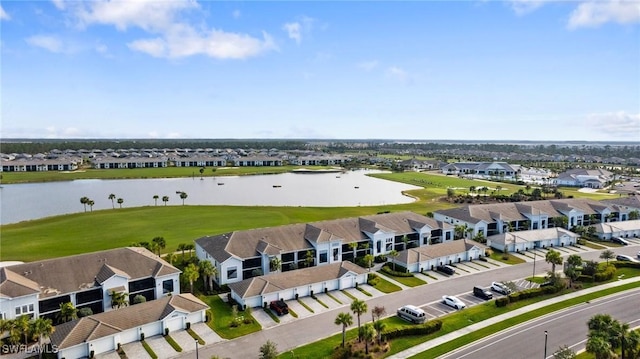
<box><xmin>397</xmin><ymin>305</ymin><xmax>426</xmax><ymax>323</ymax></box>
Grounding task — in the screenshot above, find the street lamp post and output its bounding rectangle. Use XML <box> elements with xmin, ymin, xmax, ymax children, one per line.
<box><xmin>195</xmin><ymin>338</ymin><xmax>199</xmax><ymax>359</ymax></box>
<box><xmin>544</xmin><ymin>330</ymin><xmax>548</xmax><ymax>359</ymax></box>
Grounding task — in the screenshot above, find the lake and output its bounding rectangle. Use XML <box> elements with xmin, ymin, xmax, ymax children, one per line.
<box><xmin>0</xmin><ymin>170</ymin><xmax>420</xmax><ymax>225</ymax></box>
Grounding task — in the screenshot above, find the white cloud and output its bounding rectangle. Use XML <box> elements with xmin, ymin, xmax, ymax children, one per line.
<box><xmin>26</xmin><ymin>35</ymin><xmax>63</xmax><ymax>53</ymax></box>
<box><xmin>386</xmin><ymin>66</ymin><xmax>409</xmax><ymax>83</ymax></box>
<box><xmin>55</xmin><ymin>0</ymin><xmax>275</xmax><ymax>59</ymax></box>
<box><xmin>232</xmin><ymin>9</ymin><xmax>241</xmax><ymax>19</ymax></box>
<box><xmin>587</xmin><ymin>111</ymin><xmax>640</xmax><ymax>139</ymax></box>
<box><xmin>509</xmin><ymin>0</ymin><xmax>547</xmax><ymax>15</ymax></box>
<box><xmin>0</xmin><ymin>5</ymin><xmax>10</xmax><ymax>20</ymax></box>
<box><xmin>283</xmin><ymin>22</ymin><xmax>302</xmax><ymax>44</ymax></box>
<box><xmin>357</xmin><ymin>60</ymin><xmax>379</xmax><ymax>71</ymax></box>
<box><xmin>282</xmin><ymin>16</ymin><xmax>314</xmax><ymax>44</ymax></box>
<box><xmin>568</xmin><ymin>0</ymin><xmax>640</xmax><ymax>29</ymax></box>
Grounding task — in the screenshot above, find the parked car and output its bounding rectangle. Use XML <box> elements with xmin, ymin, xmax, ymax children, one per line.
<box><xmin>269</xmin><ymin>300</ymin><xmax>289</xmax><ymax>315</ymax></box>
<box><xmin>611</xmin><ymin>237</ymin><xmax>629</xmax><ymax>245</ymax></box>
<box><xmin>473</xmin><ymin>286</ymin><xmax>493</xmax><ymax>300</ymax></box>
<box><xmin>442</xmin><ymin>295</ymin><xmax>466</xmax><ymax>310</ymax></box>
<box><xmin>637</xmin><ymin>251</ymin><xmax>640</xmax><ymax>259</ymax></box>
<box><xmin>436</xmin><ymin>265</ymin><xmax>456</xmax><ymax>275</ymax></box>
<box><xmin>397</xmin><ymin>305</ymin><xmax>427</xmax><ymax>324</ymax></box>
<box><xmin>616</xmin><ymin>254</ymin><xmax>637</xmax><ymax>262</ymax></box>
<box><xmin>540</xmin><ymin>281</ymin><xmax>554</xmax><ymax>287</ymax></box>
<box><xmin>491</xmin><ymin>281</ymin><xmax>511</xmax><ymax>295</ymax></box>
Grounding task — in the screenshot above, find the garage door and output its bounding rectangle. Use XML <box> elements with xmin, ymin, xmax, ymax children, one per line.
<box><xmin>166</xmin><ymin>315</ymin><xmax>184</xmax><ymax>332</ymax></box>
<box><xmin>340</xmin><ymin>276</ymin><xmax>354</xmax><ymax>289</ymax></box>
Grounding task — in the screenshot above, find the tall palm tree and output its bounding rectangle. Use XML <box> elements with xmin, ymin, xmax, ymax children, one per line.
<box><xmin>152</xmin><ymin>236</ymin><xmax>166</xmax><ymax>256</ymax></box>
<box><xmin>164</xmin><ymin>252</ymin><xmax>176</xmax><ymax>265</ymax></box>
<box><xmin>199</xmin><ymin>260</ymin><xmax>216</xmax><ymax>292</ymax></box>
<box><xmin>162</xmin><ymin>195</ymin><xmax>169</xmax><ymax>206</ymax></box>
<box><xmin>373</xmin><ymin>320</ymin><xmax>386</xmax><ymax>345</ymax></box>
<box><xmin>389</xmin><ymin>250</ymin><xmax>399</xmax><ymax>271</ymax></box>
<box><xmin>177</xmin><ymin>243</ymin><xmax>187</xmax><ymax>260</ymax></box>
<box><xmin>600</xmin><ymin>250</ymin><xmax>615</xmax><ymax>265</ymax></box>
<box><xmin>31</xmin><ymin>317</ymin><xmax>54</xmax><ymax>359</ymax></box>
<box><xmin>350</xmin><ymin>299</ymin><xmax>368</xmax><ymax>342</ymax></box>
<box><xmin>545</xmin><ymin>249</ymin><xmax>563</xmax><ymax>274</ymax></box>
<box><xmin>269</xmin><ymin>257</ymin><xmax>282</xmax><ymax>273</ymax></box>
<box><xmin>1</xmin><ymin>319</ymin><xmax>21</xmax><ymax>345</ymax></box>
<box><xmin>348</xmin><ymin>242</ymin><xmax>358</xmax><ymax>260</ymax></box>
<box><xmin>87</xmin><ymin>199</ymin><xmax>95</xmax><ymax>212</ymax></box>
<box><xmin>586</xmin><ymin>334</ymin><xmax>613</xmax><ymax>359</ymax></box>
<box><xmin>108</xmin><ymin>193</ymin><xmax>116</xmax><ymax>209</ymax></box>
<box><xmin>183</xmin><ymin>263</ymin><xmax>200</xmax><ymax>293</ymax></box>
<box><xmin>184</xmin><ymin>243</ymin><xmax>195</xmax><ymax>257</ymax></box>
<box><xmin>362</xmin><ymin>323</ymin><xmax>375</xmax><ymax>354</ymax></box>
<box><xmin>117</xmin><ymin>198</ymin><xmax>123</xmax><ymax>208</ymax></box>
<box><xmin>334</xmin><ymin>312</ymin><xmax>353</xmax><ymax>348</ymax></box>
<box><xmin>153</xmin><ymin>195</ymin><xmax>159</xmax><ymax>206</ymax></box>
<box><xmin>15</xmin><ymin>315</ymin><xmax>31</xmax><ymax>344</ymax></box>
<box><xmin>179</xmin><ymin>191</ymin><xmax>188</xmax><ymax>205</ymax></box>
<box><xmin>80</xmin><ymin>196</ymin><xmax>89</xmax><ymax>212</ymax></box>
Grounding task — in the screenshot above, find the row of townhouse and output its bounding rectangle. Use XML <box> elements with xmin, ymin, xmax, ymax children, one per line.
<box><xmin>0</xmin><ymin>247</ymin><xmax>181</xmax><ymax>322</ymax></box>
<box><xmin>0</xmin><ymin>158</ymin><xmax>80</xmax><ymax>172</ymax></box>
<box><xmin>195</xmin><ymin>212</ymin><xmax>456</xmax><ymax>287</ymax></box>
<box><xmin>432</xmin><ymin>198</ymin><xmax>638</xmax><ymax>240</ymax></box>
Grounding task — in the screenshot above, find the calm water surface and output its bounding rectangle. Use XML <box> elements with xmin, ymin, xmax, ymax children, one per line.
<box><xmin>0</xmin><ymin>170</ymin><xmax>420</xmax><ymax>225</ymax></box>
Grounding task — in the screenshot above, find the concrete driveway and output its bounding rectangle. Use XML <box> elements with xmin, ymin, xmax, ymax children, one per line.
<box><xmin>121</xmin><ymin>341</ymin><xmax>151</xmax><ymax>359</ymax></box>
<box><xmin>146</xmin><ymin>334</ymin><xmax>178</xmax><ymax>359</ymax></box>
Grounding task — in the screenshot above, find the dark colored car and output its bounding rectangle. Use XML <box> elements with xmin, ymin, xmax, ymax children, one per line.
<box><xmin>436</xmin><ymin>265</ymin><xmax>456</xmax><ymax>275</ymax></box>
<box><xmin>473</xmin><ymin>286</ymin><xmax>493</xmax><ymax>300</ymax></box>
<box><xmin>611</xmin><ymin>237</ymin><xmax>629</xmax><ymax>245</ymax></box>
<box><xmin>269</xmin><ymin>300</ymin><xmax>289</xmax><ymax>315</ymax></box>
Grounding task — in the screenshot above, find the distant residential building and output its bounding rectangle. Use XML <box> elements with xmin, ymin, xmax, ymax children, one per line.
<box><xmin>486</xmin><ymin>228</ymin><xmax>580</xmax><ymax>252</ymax></box>
<box><xmin>391</xmin><ymin>239</ymin><xmax>488</xmax><ymax>273</ymax></box>
<box><xmin>441</xmin><ymin>161</ymin><xmax>520</xmax><ymax>180</ymax></box>
<box><xmin>0</xmin><ymin>247</ymin><xmax>180</xmax><ymax>322</ymax></box>
<box><xmin>591</xmin><ymin>219</ymin><xmax>640</xmax><ymax>241</ymax></box>
<box><xmin>174</xmin><ymin>156</ymin><xmax>226</xmax><ymax>167</ymax></box>
<box><xmin>233</xmin><ymin>156</ymin><xmax>283</xmax><ymax>167</ymax></box>
<box><xmin>92</xmin><ymin>156</ymin><xmax>168</xmax><ymax>169</ymax></box>
<box><xmin>0</xmin><ymin>158</ymin><xmax>80</xmax><ymax>172</ymax></box>
<box><xmin>291</xmin><ymin>155</ymin><xmax>348</xmax><ymax>166</ymax></box>
<box><xmin>400</xmin><ymin>158</ymin><xmax>444</xmax><ymax>171</ymax></box>
<box><xmin>554</xmin><ymin>168</ymin><xmax>614</xmax><ymax>188</ymax></box>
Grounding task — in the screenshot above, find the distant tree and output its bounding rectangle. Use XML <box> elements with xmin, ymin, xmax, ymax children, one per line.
<box><xmin>108</xmin><ymin>193</ymin><xmax>116</xmax><ymax>209</ymax></box>
<box><xmin>87</xmin><ymin>199</ymin><xmax>95</xmax><ymax>212</ymax></box>
<box><xmin>259</xmin><ymin>340</ymin><xmax>278</xmax><ymax>359</ymax></box>
<box><xmin>117</xmin><ymin>198</ymin><xmax>123</xmax><ymax>208</ymax></box>
<box><xmin>199</xmin><ymin>167</ymin><xmax>205</xmax><ymax>179</ymax></box>
<box><xmin>153</xmin><ymin>195</ymin><xmax>159</xmax><ymax>206</ymax></box>
<box><xmin>629</xmin><ymin>210</ymin><xmax>640</xmax><ymax>220</ymax></box>
<box><xmin>152</xmin><ymin>236</ymin><xmax>166</xmax><ymax>256</ymax></box>
<box><xmin>389</xmin><ymin>249</ymin><xmax>399</xmax><ymax>271</ymax></box>
<box><xmin>447</xmin><ymin>187</ymin><xmax>456</xmax><ymax>199</ymax></box>
<box><xmin>162</xmin><ymin>195</ymin><xmax>169</xmax><ymax>206</ymax></box>
<box><xmin>351</xmin><ymin>299</ymin><xmax>368</xmax><ymax>342</ymax></box>
<box><xmin>179</xmin><ymin>191</ymin><xmax>188</xmax><ymax>205</ymax></box>
<box><xmin>600</xmin><ymin>250</ymin><xmax>615</xmax><ymax>265</ymax></box>
<box><xmin>80</xmin><ymin>196</ymin><xmax>89</xmax><ymax>212</ymax></box>
<box><xmin>567</xmin><ymin>254</ymin><xmax>583</xmax><ymax>269</ymax></box>
<box><xmin>164</xmin><ymin>252</ymin><xmax>176</xmax><ymax>265</ymax></box>
<box><xmin>334</xmin><ymin>312</ymin><xmax>353</xmax><ymax>348</ymax></box>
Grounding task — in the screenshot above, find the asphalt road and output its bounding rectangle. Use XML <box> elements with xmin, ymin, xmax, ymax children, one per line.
<box><xmin>188</xmin><ymin>245</ymin><xmax>640</xmax><ymax>359</ymax></box>
<box><xmin>438</xmin><ymin>288</ymin><xmax>640</xmax><ymax>359</ymax></box>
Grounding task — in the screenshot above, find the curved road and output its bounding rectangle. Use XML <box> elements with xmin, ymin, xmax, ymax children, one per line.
<box><xmin>438</xmin><ymin>288</ymin><xmax>640</xmax><ymax>359</ymax></box>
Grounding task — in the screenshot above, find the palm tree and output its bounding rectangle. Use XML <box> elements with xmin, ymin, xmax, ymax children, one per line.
<box><xmin>1</xmin><ymin>319</ymin><xmax>21</xmax><ymax>344</ymax></box>
<box><xmin>586</xmin><ymin>334</ymin><xmax>613</xmax><ymax>359</ymax></box>
<box><xmin>361</xmin><ymin>323</ymin><xmax>375</xmax><ymax>354</ymax></box>
<box><xmin>108</xmin><ymin>193</ymin><xmax>116</xmax><ymax>209</ymax></box>
<box><xmin>87</xmin><ymin>199</ymin><xmax>95</xmax><ymax>212</ymax></box>
<box><xmin>199</xmin><ymin>167</ymin><xmax>205</xmax><ymax>179</ymax></box>
<box><xmin>600</xmin><ymin>249</ymin><xmax>615</xmax><ymax>265</ymax></box>
<box><xmin>183</xmin><ymin>263</ymin><xmax>200</xmax><ymax>293</ymax></box>
<box><xmin>545</xmin><ymin>249</ymin><xmax>563</xmax><ymax>274</ymax></box>
<box><xmin>152</xmin><ymin>236</ymin><xmax>166</xmax><ymax>256</ymax></box>
<box><xmin>117</xmin><ymin>198</ymin><xmax>123</xmax><ymax>208</ymax></box>
<box><xmin>57</xmin><ymin>302</ymin><xmax>78</xmax><ymax>323</ymax></box>
<box><xmin>177</xmin><ymin>243</ymin><xmax>187</xmax><ymax>260</ymax></box>
<box><xmin>31</xmin><ymin>317</ymin><xmax>54</xmax><ymax>359</ymax></box>
<box><xmin>199</xmin><ymin>259</ymin><xmax>216</xmax><ymax>292</ymax></box>
<box><xmin>15</xmin><ymin>315</ymin><xmax>31</xmax><ymax>344</ymax></box>
<box><xmin>350</xmin><ymin>299</ymin><xmax>368</xmax><ymax>342</ymax></box>
<box><xmin>364</xmin><ymin>254</ymin><xmax>374</xmax><ymax>271</ymax></box>
<box><xmin>184</xmin><ymin>243</ymin><xmax>195</xmax><ymax>257</ymax></box>
<box><xmin>162</xmin><ymin>195</ymin><xmax>169</xmax><ymax>206</ymax></box>
<box><xmin>373</xmin><ymin>320</ymin><xmax>386</xmax><ymax>345</ymax></box>
<box><xmin>348</xmin><ymin>242</ymin><xmax>358</xmax><ymax>260</ymax></box>
<box><xmin>269</xmin><ymin>257</ymin><xmax>282</xmax><ymax>273</ymax></box>
<box><xmin>110</xmin><ymin>291</ymin><xmax>128</xmax><ymax>309</ymax></box>
<box><xmin>153</xmin><ymin>195</ymin><xmax>159</xmax><ymax>206</ymax></box>
<box><xmin>389</xmin><ymin>249</ymin><xmax>399</xmax><ymax>271</ymax></box>
<box><xmin>179</xmin><ymin>191</ymin><xmax>188</xmax><ymax>205</ymax></box>
<box><xmin>334</xmin><ymin>312</ymin><xmax>353</xmax><ymax>348</ymax></box>
<box><xmin>164</xmin><ymin>252</ymin><xmax>176</xmax><ymax>265</ymax></box>
<box><xmin>80</xmin><ymin>196</ymin><xmax>89</xmax><ymax>212</ymax></box>
<box><xmin>305</xmin><ymin>250</ymin><xmax>315</xmax><ymax>268</ymax></box>
<box><xmin>402</xmin><ymin>235</ymin><xmax>410</xmax><ymax>250</ymax></box>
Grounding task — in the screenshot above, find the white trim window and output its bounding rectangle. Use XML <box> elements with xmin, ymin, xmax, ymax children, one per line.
<box><xmin>15</xmin><ymin>304</ymin><xmax>35</xmax><ymax>317</ymax></box>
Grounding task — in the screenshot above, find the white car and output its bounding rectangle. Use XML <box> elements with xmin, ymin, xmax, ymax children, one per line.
<box><xmin>491</xmin><ymin>282</ymin><xmax>511</xmax><ymax>295</ymax></box>
<box><xmin>442</xmin><ymin>295</ymin><xmax>466</xmax><ymax>310</ymax></box>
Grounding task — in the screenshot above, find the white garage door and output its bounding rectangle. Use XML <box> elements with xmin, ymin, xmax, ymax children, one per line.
<box><xmin>166</xmin><ymin>315</ymin><xmax>183</xmax><ymax>332</ymax></box>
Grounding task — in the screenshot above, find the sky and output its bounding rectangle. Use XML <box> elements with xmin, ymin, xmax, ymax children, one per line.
<box><xmin>1</xmin><ymin>0</ymin><xmax>639</xmax><ymax>142</ymax></box>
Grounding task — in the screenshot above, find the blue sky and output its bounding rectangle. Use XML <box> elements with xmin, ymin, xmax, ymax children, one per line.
<box><xmin>1</xmin><ymin>0</ymin><xmax>639</xmax><ymax>141</ymax></box>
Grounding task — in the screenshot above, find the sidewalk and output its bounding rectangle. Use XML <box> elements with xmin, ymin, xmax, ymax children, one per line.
<box><xmin>387</xmin><ymin>276</ymin><xmax>640</xmax><ymax>359</ymax></box>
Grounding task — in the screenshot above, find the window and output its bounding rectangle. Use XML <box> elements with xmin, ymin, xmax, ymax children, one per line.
<box><xmin>333</xmin><ymin>248</ymin><xmax>339</xmax><ymax>261</ymax></box>
<box><xmin>319</xmin><ymin>250</ymin><xmax>328</xmax><ymax>264</ymax></box>
<box><xmin>445</xmin><ymin>232</ymin><xmax>451</xmax><ymax>240</ymax></box>
<box><xmin>227</xmin><ymin>267</ymin><xmax>238</xmax><ymax>280</ymax></box>
<box><xmin>15</xmin><ymin>304</ymin><xmax>35</xmax><ymax>317</ymax></box>
<box><xmin>162</xmin><ymin>279</ymin><xmax>174</xmax><ymax>294</ymax></box>
<box><xmin>385</xmin><ymin>238</ymin><xmax>393</xmax><ymax>251</ymax></box>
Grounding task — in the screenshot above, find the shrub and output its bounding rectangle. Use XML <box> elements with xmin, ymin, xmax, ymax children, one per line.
<box><xmin>495</xmin><ymin>297</ymin><xmax>509</xmax><ymax>307</ymax></box>
<box><xmin>612</xmin><ymin>261</ymin><xmax>640</xmax><ymax>269</ymax></box>
<box><xmin>594</xmin><ymin>265</ymin><xmax>616</xmax><ymax>282</ymax></box>
<box><xmin>374</xmin><ymin>255</ymin><xmax>387</xmax><ymax>263</ymax></box>
<box><xmin>382</xmin><ymin>320</ymin><xmax>442</xmax><ymax>340</ymax></box>
<box><xmin>380</xmin><ymin>264</ymin><xmax>414</xmax><ymax>277</ymax></box>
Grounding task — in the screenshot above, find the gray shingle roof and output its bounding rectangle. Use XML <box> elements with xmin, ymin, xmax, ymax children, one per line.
<box><xmin>398</xmin><ymin>239</ymin><xmax>487</xmax><ymax>265</ymax></box>
<box><xmin>4</xmin><ymin>247</ymin><xmax>180</xmax><ymax>299</ymax></box>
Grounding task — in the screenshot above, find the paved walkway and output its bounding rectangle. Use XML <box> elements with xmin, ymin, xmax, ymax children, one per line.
<box><xmin>387</xmin><ymin>276</ymin><xmax>640</xmax><ymax>358</ymax></box>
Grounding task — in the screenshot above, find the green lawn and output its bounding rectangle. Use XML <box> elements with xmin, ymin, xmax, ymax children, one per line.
<box><xmin>581</xmin><ymin>240</ymin><xmax>609</xmax><ymax>250</ymax></box>
<box><xmin>199</xmin><ymin>295</ymin><xmax>261</xmax><ymax>339</ymax></box>
<box><xmin>489</xmin><ymin>251</ymin><xmax>526</xmax><ymax>265</ymax></box>
<box><xmin>370</xmin><ymin>276</ymin><xmax>403</xmax><ymax>293</ymax></box>
<box><xmin>379</xmin><ymin>273</ymin><xmax>427</xmax><ymax>287</ymax></box>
